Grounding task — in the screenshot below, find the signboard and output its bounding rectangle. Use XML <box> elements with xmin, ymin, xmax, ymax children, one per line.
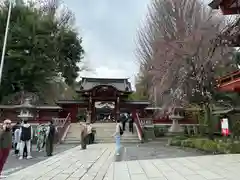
<box><xmin>221</xmin><ymin>118</ymin><xmax>229</xmax><ymax>136</ymax></box>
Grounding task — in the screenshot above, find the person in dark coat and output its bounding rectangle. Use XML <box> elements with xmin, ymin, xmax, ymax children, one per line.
<box><xmin>120</xmin><ymin>113</ymin><xmax>127</xmax><ymax>131</ymax></box>
<box><xmin>45</xmin><ymin>120</ymin><xmax>56</xmax><ymax>156</ymax></box>
<box><xmin>129</xmin><ymin>115</ymin><xmax>134</xmax><ymax>134</ymax></box>
<box><xmin>0</xmin><ymin>119</ymin><xmax>12</xmax><ymax>178</ymax></box>
<box><xmin>19</xmin><ymin>120</ymin><xmax>33</xmax><ymax>160</ymax></box>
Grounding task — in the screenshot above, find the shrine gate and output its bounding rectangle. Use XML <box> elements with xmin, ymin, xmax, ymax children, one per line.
<box><xmin>57</xmin><ymin>77</ymin><xmax>149</xmax><ymax>123</ymax></box>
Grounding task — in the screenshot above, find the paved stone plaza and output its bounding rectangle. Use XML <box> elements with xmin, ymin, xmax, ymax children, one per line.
<box><xmin>118</xmin><ymin>142</ymin><xmax>205</xmax><ymax>161</ymax></box>
<box><xmin>5</xmin><ymin>143</ymin><xmax>240</xmax><ymax>180</ymax></box>
<box><xmin>2</xmin><ymin>144</ymin><xmax>77</xmax><ymax>176</ymax></box>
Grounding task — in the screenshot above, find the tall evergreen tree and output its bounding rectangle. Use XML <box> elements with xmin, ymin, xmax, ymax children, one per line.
<box><xmin>0</xmin><ymin>0</ymin><xmax>84</xmax><ymax>103</ymax></box>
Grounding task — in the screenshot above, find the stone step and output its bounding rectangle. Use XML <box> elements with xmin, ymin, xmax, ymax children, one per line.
<box><xmin>64</xmin><ymin>123</ymin><xmax>140</xmax><ymax>144</ymax></box>
<box><xmin>96</xmin><ymin>136</ymin><xmax>138</xmax><ymax>139</ymax></box>
<box><xmin>95</xmin><ymin>136</ymin><xmax>138</xmax><ymax>140</ymax></box>
<box><xmin>63</xmin><ymin>140</ymin><xmax>81</xmax><ymax>144</ymax></box>
<box><xmin>66</xmin><ymin>133</ymin><xmax>81</xmax><ymax>136</ymax></box>
<box><xmin>64</xmin><ymin>140</ymin><xmax>140</xmax><ymax>144</ymax></box>
<box><xmin>95</xmin><ymin>136</ymin><xmax>139</xmax><ymax>140</ymax></box>
<box><xmin>65</xmin><ymin>138</ymin><xmax>81</xmax><ymax>141</ymax></box>
<box><xmin>65</xmin><ymin>136</ymin><xmax>80</xmax><ymax>138</ymax></box>
<box><xmin>95</xmin><ymin>139</ymin><xmax>140</xmax><ymax>143</ymax></box>
<box><xmin>64</xmin><ymin>139</ymin><xmax>140</xmax><ymax>144</ymax></box>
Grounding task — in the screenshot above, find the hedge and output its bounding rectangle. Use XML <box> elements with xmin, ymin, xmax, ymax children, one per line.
<box><xmin>169</xmin><ymin>137</ymin><xmax>240</xmax><ymax>154</ymax></box>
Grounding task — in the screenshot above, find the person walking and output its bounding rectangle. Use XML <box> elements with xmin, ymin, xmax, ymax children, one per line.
<box><xmin>45</xmin><ymin>120</ymin><xmax>56</xmax><ymax>157</ymax></box>
<box><xmin>19</xmin><ymin>120</ymin><xmax>33</xmax><ymax>160</ymax></box>
<box><xmin>14</xmin><ymin>122</ymin><xmax>20</xmax><ymax>155</ymax></box>
<box><xmin>129</xmin><ymin>115</ymin><xmax>134</xmax><ymax>134</ymax></box>
<box><xmin>80</xmin><ymin>122</ymin><xmax>88</xmax><ymax>149</ymax></box>
<box><xmin>120</xmin><ymin>113</ymin><xmax>127</xmax><ymax>131</ymax></box>
<box><xmin>86</xmin><ymin>122</ymin><xmax>93</xmax><ymax>144</ymax></box>
<box><xmin>0</xmin><ymin>119</ymin><xmax>12</xmax><ymax>178</ymax></box>
<box><xmin>112</xmin><ymin>119</ymin><xmax>123</xmax><ymax>156</ymax></box>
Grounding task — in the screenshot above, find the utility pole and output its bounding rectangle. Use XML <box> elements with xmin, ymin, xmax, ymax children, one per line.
<box><xmin>0</xmin><ymin>0</ymin><xmax>13</xmax><ymax>85</ymax></box>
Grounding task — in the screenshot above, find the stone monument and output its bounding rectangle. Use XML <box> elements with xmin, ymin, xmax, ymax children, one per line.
<box><xmin>168</xmin><ymin>107</ymin><xmax>184</xmax><ymax>134</ymax></box>
<box><xmin>16</xmin><ymin>98</ymin><xmax>34</xmax><ymax>122</ymax></box>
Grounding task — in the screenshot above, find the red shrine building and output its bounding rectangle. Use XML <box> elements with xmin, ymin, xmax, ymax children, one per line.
<box><xmin>57</xmin><ymin>77</ymin><xmax>150</xmax><ymax>123</ymax></box>
<box><xmin>209</xmin><ymin>0</ymin><xmax>240</xmax><ymax>15</ymax></box>
<box><xmin>217</xmin><ymin>71</ymin><xmax>240</xmax><ymax>92</ymax></box>
<box><xmin>0</xmin><ymin>77</ymin><xmax>150</xmax><ymax>123</ymax></box>
<box><xmin>209</xmin><ymin>0</ymin><xmax>240</xmax><ymax>92</ymax></box>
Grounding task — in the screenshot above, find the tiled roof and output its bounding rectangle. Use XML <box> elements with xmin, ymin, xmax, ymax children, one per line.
<box><xmin>0</xmin><ymin>105</ymin><xmax>62</xmax><ymax>109</ymax></box>
<box><xmin>77</xmin><ymin>77</ymin><xmax>133</xmax><ymax>92</ymax></box>
<box><xmin>208</xmin><ymin>0</ymin><xmax>222</xmax><ymax>9</ymax></box>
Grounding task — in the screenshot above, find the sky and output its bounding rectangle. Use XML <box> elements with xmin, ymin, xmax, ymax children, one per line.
<box><xmin>63</xmin><ymin>0</ymin><xmax>150</xmax><ymax>85</ymax></box>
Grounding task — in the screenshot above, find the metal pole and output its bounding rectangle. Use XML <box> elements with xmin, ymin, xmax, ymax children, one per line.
<box><xmin>0</xmin><ymin>0</ymin><xmax>12</xmax><ymax>85</ymax></box>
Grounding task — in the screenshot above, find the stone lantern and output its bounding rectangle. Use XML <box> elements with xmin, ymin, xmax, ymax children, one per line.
<box><xmin>16</xmin><ymin>98</ymin><xmax>34</xmax><ymax>122</ymax></box>
<box><xmin>168</xmin><ymin>107</ymin><xmax>184</xmax><ymax>134</ymax></box>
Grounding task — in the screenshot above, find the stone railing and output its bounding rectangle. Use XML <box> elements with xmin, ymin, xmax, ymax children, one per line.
<box><xmin>140</xmin><ymin>118</ymin><xmax>153</xmax><ymax>126</ymax></box>
<box><xmin>52</xmin><ymin>118</ymin><xmax>66</xmax><ymax>127</ymax></box>
<box><xmin>154</xmin><ymin>124</ymin><xmax>202</xmax><ymax>135</ymax></box>
<box><xmin>134</xmin><ymin>112</ymin><xmax>143</xmax><ymax>142</ymax></box>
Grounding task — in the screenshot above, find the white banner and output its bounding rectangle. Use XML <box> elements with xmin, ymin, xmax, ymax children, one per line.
<box><xmin>221</xmin><ymin>118</ymin><xmax>229</xmax><ymax>129</ymax></box>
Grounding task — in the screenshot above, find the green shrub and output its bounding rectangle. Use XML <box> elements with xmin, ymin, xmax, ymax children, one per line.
<box><xmin>202</xmin><ymin>140</ymin><xmax>218</xmax><ymax>153</ymax></box>
<box><xmin>169</xmin><ymin>136</ymin><xmax>240</xmax><ymax>154</ymax></box>
<box><xmin>169</xmin><ymin>139</ymin><xmax>182</xmax><ymax>146</ymax></box>
<box><xmin>229</xmin><ymin>143</ymin><xmax>240</xmax><ymax>153</ymax></box>
<box><xmin>154</xmin><ymin>127</ymin><xmax>165</xmax><ymax>137</ymax></box>
<box><xmin>174</xmin><ymin>135</ymin><xmax>188</xmax><ymax>140</ymax></box>
<box><xmin>216</xmin><ymin>142</ymin><xmax>230</xmax><ymax>154</ymax></box>
<box><xmin>169</xmin><ymin>136</ymin><xmax>188</xmax><ymax>146</ymax></box>
<box><xmin>193</xmin><ymin>139</ymin><xmax>206</xmax><ymax>150</ymax></box>
<box><xmin>181</xmin><ymin>139</ymin><xmax>194</xmax><ymax>148</ymax></box>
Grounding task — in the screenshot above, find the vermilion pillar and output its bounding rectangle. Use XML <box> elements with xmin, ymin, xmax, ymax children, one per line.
<box><xmin>131</xmin><ymin>109</ymin><xmax>137</xmax><ymax>120</ymax></box>
<box><xmin>70</xmin><ymin>105</ymin><xmax>78</xmax><ymax>123</ymax></box>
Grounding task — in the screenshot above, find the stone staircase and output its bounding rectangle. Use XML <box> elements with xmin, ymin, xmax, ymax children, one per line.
<box><xmin>64</xmin><ymin>122</ymin><xmax>140</xmax><ymax>144</ymax></box>
<box><xmin>93</xmin><ymin>123</ymin><xmax>140</xmax><ymax>143</ymax></box>
<box><xmin>64</xmin><ymin>123</ymin><xmax>82</xmax><ymax>144</ymax></box>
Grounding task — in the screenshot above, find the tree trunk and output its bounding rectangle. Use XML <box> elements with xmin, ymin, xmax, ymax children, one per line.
<box><xmin>205</xmin><ymin>103</ymin><xmax>214</xmax><ymax>140</ymax></box>
<box><xmin>198</xmin><ymin>107</ymin><xmax>205</xmax><ymax>136</ymax></box>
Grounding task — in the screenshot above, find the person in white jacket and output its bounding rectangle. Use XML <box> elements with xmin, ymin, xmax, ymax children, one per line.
<box><xmin>19</xmin><ymin>120</ymin><xmax>33</xmax><ymax>160</ymax></box>
<box><xmin>14</xmin><ymin>125</ymin><xmax>20</xmax><ymax>156</ymax></box>
<box><xmin>112</xmin><ymin>120</ymin><xmax>123</xmax><ymax>156</ymax></box>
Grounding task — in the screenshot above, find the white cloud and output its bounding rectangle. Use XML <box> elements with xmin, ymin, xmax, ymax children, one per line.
<box><xmin>64</xmin><ymin>0</ymin><xmax>150</xmax><ymax>88</ymax></box>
